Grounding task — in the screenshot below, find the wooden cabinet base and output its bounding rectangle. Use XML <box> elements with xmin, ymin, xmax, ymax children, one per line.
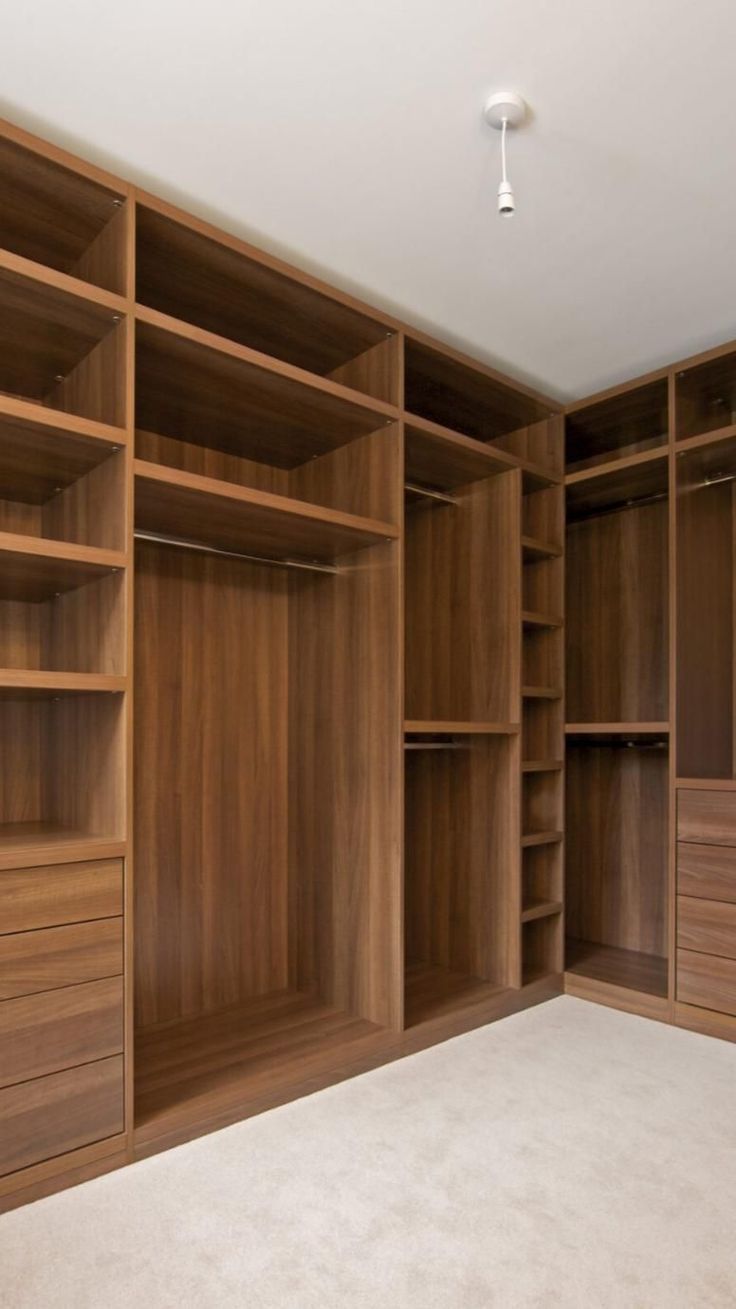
<box><xmin>0</xmin><ymin>1055</ymin><xmax>124</xmax><ymax>1179</ymax></box>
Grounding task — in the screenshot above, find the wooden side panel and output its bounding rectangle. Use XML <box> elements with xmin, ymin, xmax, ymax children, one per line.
<box><xmin>133</xmin><ymin>542</ymin><xmax>289</xmax><ymax>1027</ymax></box>
<box><xmin>494</xmin><ymin>415</ymin><xmax>564</xmax><ymax>477</ymax></box>
<box><xmin>288</xmin><ymin>540</ymin><xmax>403</xmax><ymax>1030</ymax></box>
<box><xmin>0</xmin><ymin>918</ymin><xmax>122</xmax><ymax>999</ymax></box>
<box><xmin>327</xmin><ymin>336</ymin><xmax>401</xmax><ymax>406</ymax></box>
<box><xmin>46</xmin><ymin>694</ymin><xmax>126</xmax><ymax>839</ymax></box>
<box><xmin>405</xmin><ymin>737</ymin><xmax>516</xmax><ymax>986</ymax></box>
<box><xmin>290</xmin><ymin>423</ymin><xmax>400</xmax><ymax>523</ymax></box>
<box><xmin>566</xmin><ymin>501</ymin><xmax>668</xmax><ymax>722</ymax></box>
<box><xmin>0</xmin><ymin>859</ymin><xmax>122</xmax><ymax>933</ymax></box>
<box><xmin>42</xmin><ymin>448</ymin><xmax>127</xmax><ymax>550</ymax></box>
<box><xmin>566</xmin><ymin>745</ymin><xmax>668</xmax><ymax>955</ymax></box>
<box><xmin>405</xmin><ymin>469</ymin><xmax>520</xmax><ymax>722</ymax></box>
<box><xmin>135</xmin><ymin>429</ymin><xmax>289</xmax><ymax>494</ymax></box>
<box><xmin>71</xmin><ymin>204</ymin><xmax>128</xmax><ymax>296</ymax></box>
<box><xmin>0</xmin><ymin>1055</ymin><xmax>124</xmax><ymax>1178</ymax></box>
<box><xmin>0</xmin><ymin>976</ymin><xmax>123</xmax><ymax>1087</ymax></box>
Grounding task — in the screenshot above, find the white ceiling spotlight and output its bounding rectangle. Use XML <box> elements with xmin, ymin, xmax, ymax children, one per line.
<box><xmin>484</xmin><ymin>91</ymin><xmax>528</xmax><ymax>217</ymax></box>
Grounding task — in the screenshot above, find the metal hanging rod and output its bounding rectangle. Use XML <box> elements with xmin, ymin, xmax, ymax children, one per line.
<box><xmin>404</xmin><ymin>482</ymin><xmax>459</xmax><ymax>506</ymax></box>
<box><xmin>133</xmin><ymin>531</ymin><xmax>339</xmax><ymax>575</ymax></box>
<box><xmin>702</xmin><ymin>473</ymin><xmax>736</xmax><ymax>488</ymax></box>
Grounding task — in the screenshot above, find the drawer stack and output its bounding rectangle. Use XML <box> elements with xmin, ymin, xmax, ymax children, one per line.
<box><xmin>677</xmin><ymin>791</ymin><xmax>736</xmax><ymax>1017</ymax></box>
<box><xmin>0</xmin><ymin>860</ymin><xmax>125</xmax><ymax>1179</ymax></box>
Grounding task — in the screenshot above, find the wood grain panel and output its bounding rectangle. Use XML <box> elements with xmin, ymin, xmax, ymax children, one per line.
<box><xmin>404</xmin><ymin>337</ymin><xmax>550</xmax><ymax>442</ymax></box>
<box><xmin>678</xmin><ymin>789</ymin><xmax>736</xmax><ymax>846</ymax></box>
<box><xmin>0</xmin><ymin>858</ymin><xmax>122</xmax><ymax>933</ymax></box>
<box><xmin>0</xmin><ymin>1055</ymin><xmax>123</xmax><ymax>1178</ymax></box>
<box><xmin>134</xmin><ymin>541</ymin><xmax>289</xmax><ymax>1027</ymax></box>
<box><xmin>565</xmin><ymin>378</ymin><xmax>668</xmax><ymax>472</ymax></box>
<box><xmin>405</xmin><ymin>470</ymin><xmax>520</xmax><ymax>722</ymax></box>
<box><xmin>0</xmin><ymin>918</ymin><xmax>122</xmax><ymax>999</ymax></box>
<box><xmin>327</xmin><ymin>336</ymin><xmax>400</xmax><ymax>405</ymax></box>
<box><xmin>678</xmin><ymin>842</ymin><xmax>736</xmax><ymax>902</ymax></box>
<box><xmin>677</xmin><ymin>949</ymin><xmax>736</xmax><ymax>1015</ymax></box>
<box><xmin>0</xmin><ymin>396</ymin><xmax>124</xmax><ymax>505</ymax></box>
<box><xmin>677</xmin><ymin>896</ymin><xmax>736</xmax><ymax>959</ymax></box>
<box><xmin>0</xmin><ymin>976</ymin><xmax>123</xmax><ymax>1087</ymax></box>
<box><xmin>566</xmin><ymin>501</ymin><xmax>668</xmax><ymax>722</ymax></box>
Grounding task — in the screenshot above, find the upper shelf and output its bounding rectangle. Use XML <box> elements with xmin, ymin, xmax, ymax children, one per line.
<box><xmin>675</xmin><ymin>347</ymin><xmax>736</xmax><ymax>442</ymax></box>
<box><xmin>0</xmin><ymin>131</ymin><xmax>126</xmax><ymax>294</ymax></box>
<box><xmin>405</xmin><ymin>413</ymin><xmax>558</xmax><ymax>494</ymax></box>
<box><xmin>566</xmin><ymin>447</ymin><xmax>669</xmax><ymax>520</ymax></box>
<box><xmin>135</xmin><ymin>201</ymin><xmax>396</xmax><ymax>399</ymax></box>
<box><xmin>565</xmin><ymin>377</ymin><xmax>668</xmax><ymax>474</ymax></box>
<box><xmin>0</xmin><ymin>395</ymin><xmax>125</xmax><ymax>504</ymax></box>
<box><xmin>134</xmin><ymin>461</ymin><xmax>398</xmax><ymax>564</ymax></box>
<box><xmin>135</xmin><ymin>309</ymin><xmax>398</xmax><ymax>470</ymax></box>
<box><xmin>0</xmin><ymin>532</ymin><xmax>125</xmax><ymax>602</ymax></box>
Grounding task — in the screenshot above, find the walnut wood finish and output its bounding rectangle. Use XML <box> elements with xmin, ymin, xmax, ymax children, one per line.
<box><xmin>0</xmin><ymin>976</ymin><xmax>123</xmax><ymax>1088</ymax></box>
<box><xmin>565</xmin><ymin>377</ymin><xmax>668</xmax><ymax>472</ymax></box>
<box><xmin>677</xmin><ymin>949</ymin><xmax>736</xmax><ymax>1016</ymax></box>
<box><xmin>0</xmin><ymin>1055</ymin><xmax>124</xmax><ymax>1179</ymax></box>
<box><xmin>0</xmin><ymin>918</ymin><xmax>122</xmax><ymax>999</ymax></box>
<box><xmin>404</xmin><ymin>337</ymin><xmax>551</xmax><ymax>443</ymax></box>
<box><xmin>0</xmin><ymin>396</ymin><xmax>124</xmax><ymax>504</ymax></box>
<box><xmin>677</xmin><ymin>896</ymin><xmax>736</xmax><ymax>959</ymax></box>
<box><xmin>0</xmin><ymin>858</ymin><xmax>122</xmax><ymax>933</ymax></box>
<box><xmin>677</xmin><ymin>789</ymin><xmax>736</xmax><ymax>845</ymax></box>
<box><xmin>678</xmin><ymin>842</ymin><xmax>736</xmax><ymax>902</ymax></box>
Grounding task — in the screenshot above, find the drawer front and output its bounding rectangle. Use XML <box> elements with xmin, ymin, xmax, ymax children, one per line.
<box><xmin>677</xmin><ymin>897</ymin><xmax>736</xmax><ymax>960</ymax></box>
<box><xmin>677</xmin><ymin>949</ymin><xmax>736</xmax><ymax>1017</ymax></box>
<box><xmin>0</xmin><ymin>860</ymin><xmax>123</xmax><ymax>935</ymax></box>
<box><xmin>0</xmin><ymin>976</ymin><xmax>123</xmax><ymax>1089</ymax></box>
<box><xmin>0</xmin><ymin>1055</ymin><xmax>123</xmax><ymax>1178</ymax></box>
<box><xmin>678</xmin><ymin>842</ymin><xmax>736</xmax><ymax>903</ymax></box>
<box><xmin>0</xmin><ymin>919</ymin><xmax>123</xmax><ymax>1001</ymax></box>
<box><xmin>678</xmin><ymin>790</ymin><xmax>736</xmax><ymax>847</ymax></box>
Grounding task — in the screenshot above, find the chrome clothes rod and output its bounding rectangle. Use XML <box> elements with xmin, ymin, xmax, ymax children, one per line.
<box><xmin>404</xmin><ymin>482</ymin><xmax>458</xmax><ymax>506</ymax></box>
<box><xmin>134</xmin><ymin>530</ymin><xmax>339</xmax><ymax>575</ymax></box>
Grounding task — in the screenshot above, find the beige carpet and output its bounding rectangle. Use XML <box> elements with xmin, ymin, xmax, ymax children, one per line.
<box><xmin>1</xmin><ymin>995</ymin><xmax>735</xmax><ymax>1308</ymax></box>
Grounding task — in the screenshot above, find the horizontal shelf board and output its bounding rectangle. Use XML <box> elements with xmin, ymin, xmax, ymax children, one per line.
<box><xmin>522</xmin><ymin>609</ymin><xmax>563</xmax><ymax>629</ymax></box>
<box><xmin>134</xmin><ymin>461</ymin><xmax>397</xmax><ymax>563</ymax></box>
<box><xmin>566</xmin><ymin>721</ymin><xmax>669</xmax><ymax>734</ymax></box>
<box><xmin>566</xmin><ymin>447</ymin><xmax>669</xmax><ymax>520</ymax></box>
<box><xmin>521</xmin><ymin>899</ymin><xmax>563</xmax><ymax>923</ymax></box>
<box><xmin>564</xmin><ymin>376</ymin><xmax>668</xmax><ymax>472</ymax></box>
<box><xmin>565</xmin><ymin>938</ymin><xmax>668</xmax><ymax>998</ymax></box>
<box><xmin>135</xmin><ymin>308</ymin><xmax>398</xmax><ymax>470</ymax></box>
<box><xmin>521</xmin><ymin>534</ymin><xmax>562</xmax><ymax>561</ymax></box>
<box><xmin>0</xmin><ymin>823</ymin><xmax>126</xmax><ymax>872</ymax></box>
<box><xmin>404</xmin><ymin>720</ymin><xmax>520</xmax><ymax>735</ymax></box>
<box><xmin>521</xmin><ymin>830</ymin><xmax>563</xmax><ymax>848</ymax></box>
<box><xmin>0</xmin><ymin>532</ymin><xmax>126</xmax><ymax>602</ymax></box>
<box><xmin>676</xmin><ymin>777</ymin><xmax>736</xmax><ymax>790</ymax></box>
<box><xmin>134</xmin><ymin>989</ymin><xmax>392</xmax><ymax>1148</ymax></box>
<box><xmin>0</xmin><ymin>671</ymin><xmax>126</xmax><ymax>699</ymax></box>
<box><xmin>675</xmin><ymin>421</ymin><xmax>736</xmax><ymax>455</ymax></box>
<box><xmin>522</xmin><ymin>685</ymin><xmax>562</xmax><ymax>700</ymax></box>
<box><xmin>404</xmin><ymin>413</ymin><xmax>521</xmax><ymax>490</ymax></box>
<box><xmin>522</xmin><ymin>759</ymin><xmax>564</xmax><ymax>773</ymax></box>
<box><xmin>404</xmin><ymin>962</ymin><xmax>507</xmax><ymax>1030</ymax></box>
<box><xmin>0</xmin><ymin>395</ymin><xmax>126</xmax><ymax>503</ymax></box>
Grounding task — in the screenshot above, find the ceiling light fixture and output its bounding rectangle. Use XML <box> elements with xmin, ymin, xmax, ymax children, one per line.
<box><xmin>484</xmin><ymin>92</ymin><xmax>528</xmax><ymax>217</ymax></box>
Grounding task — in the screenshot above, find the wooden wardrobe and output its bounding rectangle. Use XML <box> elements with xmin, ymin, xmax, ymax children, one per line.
<box><xmin>0</xmin><ymin>116</ymin><xmax>732</xmax><ymax>1216</ymax></box>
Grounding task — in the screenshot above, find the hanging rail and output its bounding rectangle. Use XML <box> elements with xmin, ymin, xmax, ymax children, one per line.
<box><xmin>404</xmin><ymin>482</ymin><xmax>459</xmax><ymax>506</ymax></box>
<box><xmin>134</xmin><ymin>530</ymin><xmax>339</xmax><ymax>575</ymax></box>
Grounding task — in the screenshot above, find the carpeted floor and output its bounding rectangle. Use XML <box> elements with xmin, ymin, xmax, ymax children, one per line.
<box><xmin>1</xmin><ymin>995</ymin><xmax>735</xmax><ymax>1308</ymax></box>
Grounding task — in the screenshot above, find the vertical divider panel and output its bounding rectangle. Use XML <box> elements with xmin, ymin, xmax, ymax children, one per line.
<box><xmin>122</xmin><ymin>195</ymin><xmax>136</xmax><ymax>1152</ymax></box>
<box><xmin>667</xmin><ymin>369</ymin><xmax>677</xmax><ymax>1013</ymax></box>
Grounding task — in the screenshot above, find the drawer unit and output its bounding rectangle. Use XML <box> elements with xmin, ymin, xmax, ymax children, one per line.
<box><xmin>677</xmin><ymin>896</ymin><xmax>736</xmax><ymax>960</ymax></box>
<box><xmin>0</xmin><ymin>860</ymin><xmax>123</xmax><ymax>935</ymax></box>
<box><xmin>0</xmin><ymin>1055</ymin><xmax>124</xmax><ymax>1178</ymax></box>
<box><xmin>677</xmin><ymin>789</ymin><xmax>736</xmax><ymax>847</ymax></box>
<box><xmin>0</xmin><ymin>918</ymin><xmax>123</xmax><ymax>1001</ymax></box>
<box><xmin>678</xmin><ymin>842</ymin><xmax>736</xmax><ymax>903</ymax></box>
<box><xmin>0</xmin><ymin>976</ymin><xmax>123</xmax><ymax>1089</ymax></box>
<box><xmin>677</xmin><ymin>949</ymin><xmax>736</xmax><ymax>1017</ymax></box>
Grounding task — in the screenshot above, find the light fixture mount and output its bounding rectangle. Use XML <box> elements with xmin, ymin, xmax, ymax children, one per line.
<box><xmin>483</xmin><ymin>91</ymin><xmax>528</xmax><ymax>131</ymax></box>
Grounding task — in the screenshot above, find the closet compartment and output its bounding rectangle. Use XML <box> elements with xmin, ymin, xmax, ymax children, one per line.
<box><xmin>404</xmin><ymin>734</ymin><xmax>517</xmax><ymax>1025</ymax></box>
<box><xmin>565</xmin><ymin>735</ymin><xmax>669</xmax><ymax>998</ymax></box>
<box><xmin>0</xmin><ymin>552</ymin><xmax>125</xmax><ymax>677</ymax></box>
<box><xmin>522</xmin><ymin>842</ymin><xmax>563</xmax><ymax>922</ymax></box>
<box><xmin>0</xmin><ymin>692</ymin><xmax>126</xmax><ymax>863</ymax></box>
<box><xmin>136</xmin><ymin>202</ymin><xmax>399</xmax><ymax>403</ymax></box>
<box><xmin>675</xmin><ymin>346</ymin><xmax>736</xmax><ymax>442</ymax></box>
<box><xmin>0</xmin><ymin>132</ymin><xmax>127</xmax><ymax>293</ymax></box>
<box><xmin>523</xmin><ymin>914</ymin><xmax>562</xmax><ymax>985</ymax></box>
<box><xmin>676</xmin><ymin>437</ymin><xmax>736</xmax><ymax>778</ymax></box>
<box><xmin>522</xmin><ymin>771</ymin><xmax>562</xmax><ymax>846</ymax></box>
<box><xmin>565</xmin><ymin>377</ymin><xmax>668</xmax><ymax>473</ymax></box>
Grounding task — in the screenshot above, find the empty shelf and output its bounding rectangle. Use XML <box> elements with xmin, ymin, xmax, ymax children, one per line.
<box><xmin>566</xmin><ymin>447</ymin><xmax>669</xmax><ymax>520</ymax></box>
<box><xmin>523</xmin><ymin>685</ymin><xmax>562</xmax><ymax>700</ymax></box>
<box><xmin>565</xmin><ymin>938</ymin><xmax>668</xmax><ymax>998</ymax></box>
<box><xmin>0</xmin><ymin>395</ymin><xmax>125</xmax><ymax>503</ymax></box>
<box><xmin>404</xmin><ymin>720</ymin><xmax>519</xmax><ymax>735</ymax></box>
<box><xmin>404</xmin><ymin>962</ymin><xmax>506</xmax><ymax>1029</ymax></box>
<box><xmin>134</xmin><ymin>461</ymin><xmax>398</xmax><ymax>564</ymax></box>
<box><xmin>0</xmin><ymin>533</ymin><xmax>125</xmax><ymax>602</ymax></box>
<box><xmin>521</xmin><ymin>899</ymin><xmax>563</xmax><ymax>923</ymax></box>
<box><xmin>521</xmin><ymin>831</ymin><xmax>563</xmax><ymax>848</ymax></box>
<box><xmin>522</xmin><ymin>534</ymin><xmax>561</xmax><ymax>562</ymax></box>
<box><xmin>0</xmin><ymin>822</ymin><xmax>126</xmax><ymax>871</ymax></box>
<box><xmin>522</xmin><ymin>610</ymin><xmax>563</xmax><ymax>629</ymax></box>
<box><xmin>0</xmin><ymin>670</ymin><xmax>125</xmax><ymax>699</ymax></box>
<box><xmin>522</xmin><ymin>760</ymin><xmax>564</xmax><ymax>773</ymax></box>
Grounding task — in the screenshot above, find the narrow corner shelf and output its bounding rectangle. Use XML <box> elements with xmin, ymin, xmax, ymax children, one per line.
<box><xmin>403</xmin><ymin>412</ymin><xmax>520</xmax><ymax>492</ymax></box>
<box><xmin>0</xmin><ymin>532</ymin><xmax>126</xmax><ymax>602</ymax></box>
<box><xmin>521</xmin><ymin>831</ymin><xmax>563</xmax><ymax>848</ymax></box>
<box><xmin>523</xmin><ymin>685</ymin><xmax>562</xmax><ymax>700</ymax></box>
<box><xmin>522</xmin><ymin>759</ymin><xmax>564</xmax><ymax>774</ymax></box>
<box><xmin>521</xmin><ymin>534</ymin><xmax>562</xmax><ymax>562</ymax></box>
<box><xmin>134</xmin><ymin>461</ymin><xmax>398</xmax><ymax>565</ymax></box>
<box><xmin>404</xmin><ymin>720</ymin><xmax>520</xmax><ymax>736</ymax></box>
<box><xmin>565</xmin><ymin>938</ymin><xmax>668</xmax><ymax>999</ymax></box>
<box><xmin>565</xmin><ymin>721</ymin><xmax>669</xmax><ymax>736</ymax></box>
<box><xmin>521</xmin><ymin>899</ymin><xmax>563</xmax><ymax>924</ymax></box>
<box><xmin>522</xmin><ymin>609</ymin><xmax>563</xmax><ymax>629</ymax></box>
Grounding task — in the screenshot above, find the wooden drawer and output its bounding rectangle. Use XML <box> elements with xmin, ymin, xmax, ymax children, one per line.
<box><xmin>677</xmin><ymin>949</ymin><xmax>736</xmax><ymax>1017</ymax></box>
<box><xmin>0</xmin><ymin>1055</ymin><xmax>123</xmax><ymax>1178</ymax></box>
<box><xmin>0</xmin><ymin>919</ymin><xmax>123</xmax><ymax>1000</ymax></box>
<box><xmin>0</xmin><ymin>860</ymin><xmax>123</xmax><ymax>935</ymax></box>
<box><xmin>678</xmin><ymin>842</ymin><xmax>736</xmax><ymax>903</ymax></box>
<box><xmin>678</xmin><ymin>897</ymin><xmax>736</xmax><ymax>960</ymax></box>
<box><xmin>678</xmin><ymin>790</ymin><xmax>736</xmax><ymax>847</ymax></box>
<box><xmin>0</xmin><ymin>976</ymin><xmax>123</xmax><ymax>1089</ymax></box>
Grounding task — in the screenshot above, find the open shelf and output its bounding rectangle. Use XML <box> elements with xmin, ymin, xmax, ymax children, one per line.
<box><xmin>523</xmin><ymin>914</ymin><xmax>562</xmax><ymax>984</ymax></box>
<box><xmin>0</xmin><ymin>396</ymin><xmax>125</xmax><ymax>506</ymax></box>
<box><xmin>675</xmin><ymin>347</ymin><xmax>736</xmax><ymax>442</ymax></box>
<box><xmin>522</xmin><ymin>899</ymin><xmax>563</xmax><ymax>924</ymax></box>
<box><xmin>403</xmin><ymin>963</ymin><xmax>506</xmax><ymax>1029</ymax></box>
<box><xmin>135</xmin><ymin>989</ymin><xmax>392</xmax><ymax>1151</ymax></box>
<box><xmin>404</xmin><ymin>413</ymin><xmax>522</xmax><ymax>490</ymax></box>
<box><xmin>0</xmin><ymin>670</ymin><xmax>125</xmax><ymax>698</ymax></box>
<box><xmin>522</xmin><ymin>685</ymin><xmax>562</xmax><ymax>699</ymax></box>
<box><xmin>566</xmin><ymin>447</ymin><xmax>669</xmax><ymax>521</ymax></box>
<box><xmin>566</xmin><ymin>722</ymin><xmax>669</xmax><ymax>736</ymax></box>
<box><xmin>0</xmin><ymin>132</ymin><xmax>127</xmax><ymax>293</ymax></box>
<box><xmin>565</xmin><ymin>939</ymin><xmax>668</xmax><ymax>997</ymax></box>
<box><xmin>134</xmin><ymin>461</ymin><xmax>397</xmax><ymax>564</ymax></box>
<box><xmin>522</xmin><ymin>534</ymin><xmax>561</xmax><ymax>562</ymax></box>
<box><xmin>136</xmin><ymin>202</ymin><xmax>398</xmax><ymax>402</ymax></box>
<box><xmin>521</xmin><ymin>831</ymin><xmax>563</xmax><ymax>848</ymax></box>
<box><xmin>522</xmin><ymin>759</ymin><xmax>563</xmax><ymax>773</ymax></box>
<box><xmin>0</xmin><ymin>255</ymin><xmax>126</xmax><ymax>429</ymax></box>
<box><xmin>405</xmin><ymin>720</ymin><xmax>518</xmax><ymax>736</ymax></box>
<box><xmin>565</xmin><ymin>377</ymin><xmax>668</xmax><ymax>474</ymax></box>
<box><xmin>522</xmin><ymin>609</ymin><xmax>562</xmax><ymax>629</ymax></box>
<box><xmin>0</xmin><ymin>822</ymin><xmax>125</xmax><ymax>871</ymax></box>
<box><xmin>0</xmin><ymin>533</ymin><xmax>124</xmax><ymax>602</ymax></box>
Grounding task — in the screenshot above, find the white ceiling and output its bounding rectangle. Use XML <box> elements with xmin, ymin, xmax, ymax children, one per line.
<box><xmin>4</xmin><ymin>0</ymin><xmax>736</xmax><ymax>400</ymax></box>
